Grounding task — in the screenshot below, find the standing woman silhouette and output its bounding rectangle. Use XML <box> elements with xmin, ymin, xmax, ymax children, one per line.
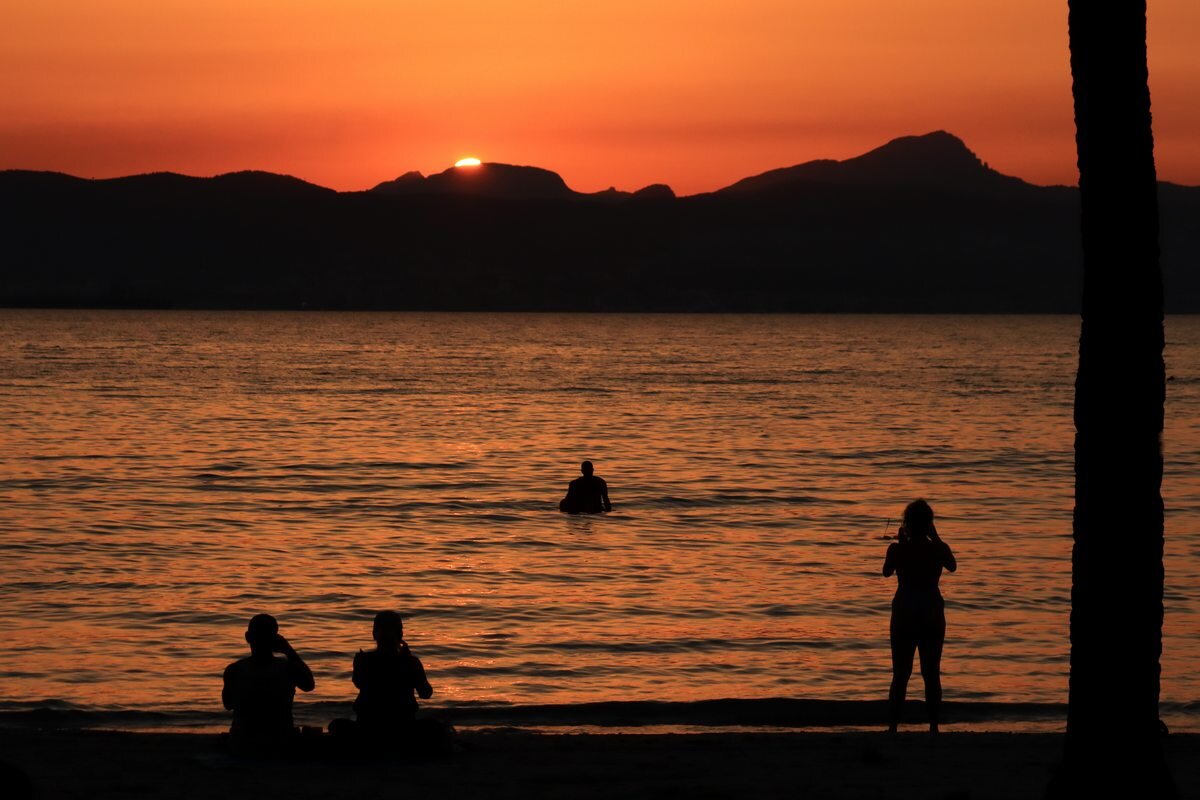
<box><xmin>883</xmin><ymin>499</ymin><xmax>957</xmax><ymax>733</ymax></box>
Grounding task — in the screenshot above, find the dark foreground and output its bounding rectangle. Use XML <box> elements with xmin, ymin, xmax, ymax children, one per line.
<box><xmin>2</xmin><ymin>729</ymin><xmax>1198</xmax><ymax>799</ymax></box>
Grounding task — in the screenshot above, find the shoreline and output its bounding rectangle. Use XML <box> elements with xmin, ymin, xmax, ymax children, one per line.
<box><xmin>3</xmin><ymin>697</ymin><xmax>1198</xmax><ymax>735</ymax></box>
<box><xmin>3</xmin><ymin>728</ymin><xmax>1198</xmax><ymax>799</ymax></box>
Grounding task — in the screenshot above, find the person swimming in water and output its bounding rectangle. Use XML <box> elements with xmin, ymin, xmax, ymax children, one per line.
<box><xmin>221</xmin><ymin>614</ymin><xmax>315</xmax><ymax>754</ymax></box>
<box><xmin>558</xmin><ymin>460</ymin><xmax>612</xmax><ymax>513</ymax></box>
<box><xmin>883</xmin><ymin>499</ymin><xmax>957</xmax><ymax>733</ymax></box>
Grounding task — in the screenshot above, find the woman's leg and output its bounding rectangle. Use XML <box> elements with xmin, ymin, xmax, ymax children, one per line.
<box><xmin>889</xmin><ymin>625</ymin><xmax>917</xmax><ymax>732</ymax></box>
<box><xmin>916</xmin><ymin>625</ymin><xmax>946</xmax><ymax>733</ymax></box>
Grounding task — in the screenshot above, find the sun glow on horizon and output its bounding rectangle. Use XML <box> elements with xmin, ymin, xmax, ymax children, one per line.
<box><xmin>454</xmin><ymin>157</ymin><xmax>482</xmax><ymax>168</ymax></box>
<box><xmin>2</xmin><ymin>2</ymin><xmax>1199</xmax><ymax>190</ymax></box>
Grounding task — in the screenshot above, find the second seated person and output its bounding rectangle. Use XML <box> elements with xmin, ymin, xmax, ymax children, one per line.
<box><xmin>335</xmin><ymin>610</ymin><xmax>454</xmax><ymax>754</ymax></box>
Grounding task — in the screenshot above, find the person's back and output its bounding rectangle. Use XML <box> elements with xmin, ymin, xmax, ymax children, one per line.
<box><xmin>352</xmin><ymin>611</ymin><xmax>432</xmax><ymax>736</ymax></box>
<box><xmin>334</xmin><ymin>611</ymin><xmax>456</xmax><ymax>756</ymax></box>
<box><xmin>222</xmin><ymin>614</ymin><xmax>315</xmax><ymax>751</ymax></box>
<box><xmin>882</xmin><ymin>500</ymin><xmax>957</xmax><ymax>734</ymax></box>
<box><xmin>353</xmin><ymin>648</ymin><xmax>429</xmax><ymax>730</ymax></box>
<box><xmin>559</xmin><ymin>460</ymin><xmax>612</xmax><ymax>514</ymax></box>
<box><xmin>888</xmin><ymin>537</ymin><xmax>954</xmax><ymax>602</ymax></box>
<box><xmin>566</xmin><ymin>474</ymin><xmax>608</xmax><ymax>513</ymax></box>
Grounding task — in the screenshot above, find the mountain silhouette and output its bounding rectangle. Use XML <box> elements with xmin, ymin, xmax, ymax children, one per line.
<box><xmin>632</xmin><ymin>183</ymin><xmax>676</xmax><ymax>200</ymax></box>
<box><xmin>371</xmin><ymin>163</ymin><xmax>572</xmax><ymax>200</ymax></box>
<box><xmin>586</xmin><ymin>183</ymin><xmax>676</xmax><ymax>203</ymax></box>
<box><xmin>715</xmin><ymin>132</ymin><xmax>1032</xmax><ymax>196</ymax></box>
<box><xmin>1</xmin><ymin>132</ymin><xmax>1197</xmax><ymax>312</ymax></box>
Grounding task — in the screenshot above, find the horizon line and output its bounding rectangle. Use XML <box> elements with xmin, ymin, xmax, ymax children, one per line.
<box><xmin>0</xmin><ymin>130</ymin><xmax>1113</xmax><ymax>197</ymax></box>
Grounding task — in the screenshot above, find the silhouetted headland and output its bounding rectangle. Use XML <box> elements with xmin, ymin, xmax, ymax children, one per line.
<box><xmin>2</xmin><ymin>131</ymin><xmax>1197</xmax><ymax>311</ymax></box>
<box><xmin>372</xmin><ymin>162</ymin><xmax>574</xmax><ymax>200</ymax></box>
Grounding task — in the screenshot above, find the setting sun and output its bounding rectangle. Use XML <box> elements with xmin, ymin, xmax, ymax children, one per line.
<box><xmin>455</xmin><ymin>157</ymin><xmax>482</xmax><ymax>168</ymax></box>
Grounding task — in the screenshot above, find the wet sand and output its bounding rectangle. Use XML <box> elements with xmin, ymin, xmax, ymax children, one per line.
<box><xmin>3</xmin><ymin>729</ymin><xmax>1198</xmax><ymax>799</ymax></box>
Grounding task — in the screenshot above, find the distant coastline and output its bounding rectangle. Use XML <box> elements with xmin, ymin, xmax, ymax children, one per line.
<box><xmin>3</xmin><ymin>132</ymin><xmax>1197</xmax><ymax>313</ymax></box>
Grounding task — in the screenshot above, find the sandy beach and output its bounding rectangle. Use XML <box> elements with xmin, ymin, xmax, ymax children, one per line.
<box><xmin>2</xmin><ymin>728</ymin><xmax>1197</xmax><ymax>799</ymax></box>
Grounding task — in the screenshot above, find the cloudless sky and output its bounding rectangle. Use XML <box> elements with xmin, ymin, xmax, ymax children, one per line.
<box><xmin>2</xmin><ymin>0</ymin><xmax>1197</xmax><ymax>193</ymax></box>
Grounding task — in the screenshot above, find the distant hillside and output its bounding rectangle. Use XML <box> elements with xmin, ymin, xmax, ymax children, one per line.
<box><xmin>370</xmin><ymin>163</ymin><xmax>675</xmax><ymax>202</ymax></box>
<box><xmin>1</xmin><ymin>132</ymin><xmax>1197</xmax><ymax>312</ymax></box>
<box><xmin>714</xmin><ymin>132</ymin><xmax>1035</xmax><ymax>196</ymax></box>
<box><xmin>371</xmin><ymin>163</ymin><xmax>573</xmax><ymax>200</ymax></box>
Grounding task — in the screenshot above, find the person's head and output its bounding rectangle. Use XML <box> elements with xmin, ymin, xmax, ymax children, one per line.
<box><xmin>580</xmin><ymin>460</ymin><xmax>594</xmax><ymax>476</ymax></box>
<box><xmin>372</xmin><ymin>610</ymin><xmax>404</xmax><ymax>650</ymax></box>
<box><xmin>245</xmin><ymin>613</ymin><xmax>278</xmax><ymax>655</ymax></box>
<box><xmin>902</xmin><ymin>499</ymin><xmax>935</xmax><ymax>542</ymax></box>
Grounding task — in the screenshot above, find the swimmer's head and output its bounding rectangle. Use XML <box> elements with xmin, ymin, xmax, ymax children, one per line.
<box><xmin>373</xmin><ymin>610</ymin><xmax>404</xmax><ymax>648</ymax></box>
<box><xmin>903</xmin><ymin>499</ymin><xmax>935</xmax><ymax>541</ymax></box>
<box><xmin>581</xmin><ymin>461</ymin><xmax>594</xmax><ymax>476</ymax></box>
<box><xmin>245</xmin><ymin>613</ymin><xmax>278</xmax><ymax>651</ymax></box>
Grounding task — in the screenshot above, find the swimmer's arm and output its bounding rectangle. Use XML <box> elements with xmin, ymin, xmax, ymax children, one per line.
<box><xmin>601</xmin><ymin>479</ymin><xmax>612</xmax><ymax>512</ymax></box>
<box><xmin>352</xmin><ymin>650</ymin><xmax>367</xmax><ymax>690</ymax></box>
<box><xmin>883</xmin><ymin>543</ymin><xmax>897</xmax><ymax>577</ymax></box>
<box><xmin>412</xmin><ymin>656</ymin><xmax>433</xmax><ymax>699</ymax></box>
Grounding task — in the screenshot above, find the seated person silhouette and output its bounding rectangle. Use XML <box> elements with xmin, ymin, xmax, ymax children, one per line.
<box><xmin>330</xmin><ymin>611</ymin><xmax>453</xmax><ymax>755</ymax></box>
<box><xmin>882</xmin><ymin>499</ymin><xmax>957</xmax><ymax>734</ymax></box>
<box><xmin>558</xmin><ymin>460</ymin><xmax>612</xmax><ymax>513</ymax></box>
<box><xmin>222</xmin><ymin>614</ymin><xmax>315</xmax><ymax>754</ymax></box>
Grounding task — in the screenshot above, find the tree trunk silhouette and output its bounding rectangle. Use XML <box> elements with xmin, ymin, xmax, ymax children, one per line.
<box><xmin>1050</xmin><ymin>2</ymin><xmax>1175</xmax><ymax>797</ymax></box>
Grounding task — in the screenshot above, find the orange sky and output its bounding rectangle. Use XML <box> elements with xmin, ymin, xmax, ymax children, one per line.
<box><xmin>2</xmin><ymin>0</ymin><xmax>1197</xmax><ymax>194</ymax></box>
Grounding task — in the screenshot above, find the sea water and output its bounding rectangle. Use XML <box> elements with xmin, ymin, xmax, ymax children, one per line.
<box><xmin>1</xmin><ymin>312</ymin><xmax>1197</xmax><ymax>731</ymax></box>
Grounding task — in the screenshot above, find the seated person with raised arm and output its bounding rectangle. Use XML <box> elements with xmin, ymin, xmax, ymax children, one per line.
<box><xmin>330</xmin><ymin>611</ymin><xmax>454</xmax><ymax>755</ymax></box>
<box><xmin>222</xmin><ymin>613</ymin><xmax>315</xmax><ymax>754</ymax></box>
<box><xmin>559</xmin><ymin>460</ymin><xmax>613</xmax><ymax>513</ymax></box>
<box><xmin>352</xmin><ymin>611</ymin><xmax>432</xmax><ymax>734</ymax></box>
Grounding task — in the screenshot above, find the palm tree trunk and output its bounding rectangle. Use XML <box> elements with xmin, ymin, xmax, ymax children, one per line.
<box><xmin>1052</xmin><ymin>2</ymin><xmax>1174</xmax><ymax>796</ymax></box>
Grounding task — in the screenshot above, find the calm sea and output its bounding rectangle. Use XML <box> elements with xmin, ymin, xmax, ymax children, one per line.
<box><xmin>1</xmin><ymin>312</ymin><xmax>1197</xmax><ymax>731</ymax></box>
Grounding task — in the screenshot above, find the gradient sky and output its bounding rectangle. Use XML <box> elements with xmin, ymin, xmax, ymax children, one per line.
<box><xmin>2</xmin><ymin>0</ymin><xmax>1197</xmax><ymax>194</ymax></box>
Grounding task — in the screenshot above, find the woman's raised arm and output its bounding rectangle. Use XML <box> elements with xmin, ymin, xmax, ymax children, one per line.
<box><xmin>883</xmin><ymin>543</ymin><xmax>897</xmax><ymax>577</ymax></box>
<box><xmin>941</xmin><ymin>541</ymin><xmax>957</xmax><ymax>573</ymax></box>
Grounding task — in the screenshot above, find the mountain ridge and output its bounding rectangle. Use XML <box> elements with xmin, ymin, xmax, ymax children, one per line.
<box><xmin>2</xmin><ymin>131</ymin><xmax>1197</xmax><ymax>313</ymax></box>
<box><xmin>711</xmin><ymin>131</ymin><xmax>1040</xmax><ymax>197</ymax></box>
<box><xmin>4</xmin><ymin>131</ymin><xmax>1157</xmax><ymax>199</ymax></box>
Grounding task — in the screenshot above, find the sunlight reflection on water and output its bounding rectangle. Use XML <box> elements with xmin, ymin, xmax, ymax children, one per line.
<box><xmin>0</xmin><ymin>312</ymin><xmax>1196</xmax><ymax>727</ymax></box>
